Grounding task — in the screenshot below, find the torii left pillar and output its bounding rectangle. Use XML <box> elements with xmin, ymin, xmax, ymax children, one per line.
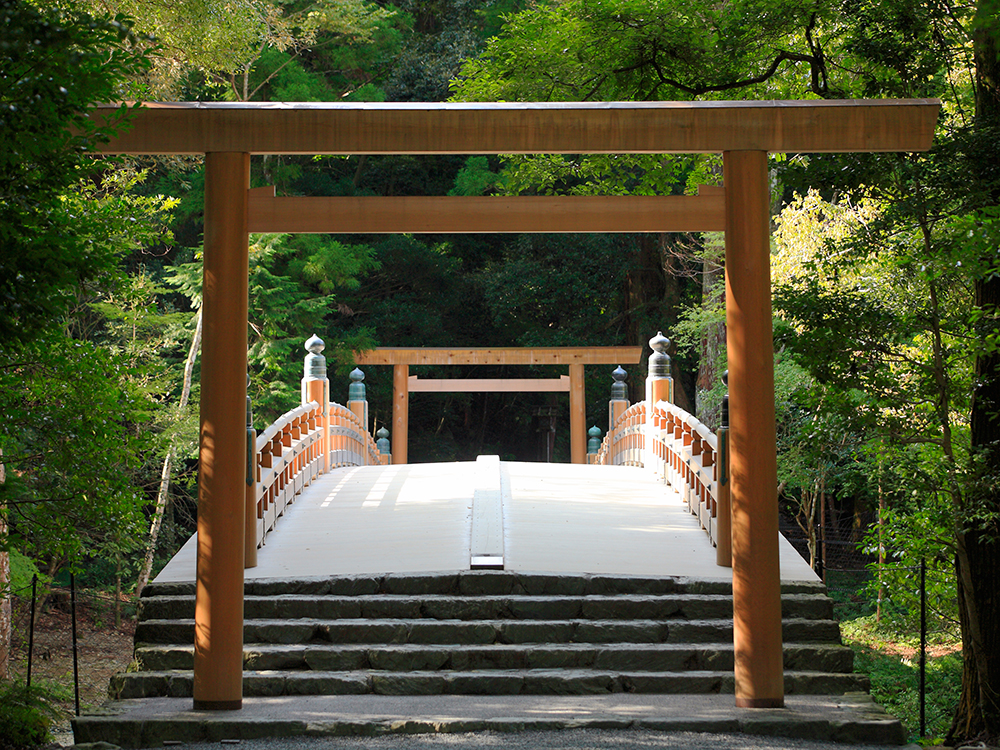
<box><xmin>193</xmin><ymin>152</ymin><xmax>250</xmax><ymax>710</ymax></box>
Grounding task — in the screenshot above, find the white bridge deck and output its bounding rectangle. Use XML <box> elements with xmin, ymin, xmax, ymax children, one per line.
<box><xmin>156</xmin><ymin>460</ymin><xmax>816</xmax><ymax>584</ymax></box>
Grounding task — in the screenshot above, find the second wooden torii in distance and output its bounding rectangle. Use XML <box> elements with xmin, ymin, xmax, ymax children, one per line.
<box><xmin>354</xmin><ymin>346</ymin><xmax>644</xmax><ymax>464</ymax></box>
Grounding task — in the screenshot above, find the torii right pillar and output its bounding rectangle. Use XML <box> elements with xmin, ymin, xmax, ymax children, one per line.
<box><xmin>724</xmin><ymin>150</ymin><xmax>784</xmax><ymax>708</ymax></box>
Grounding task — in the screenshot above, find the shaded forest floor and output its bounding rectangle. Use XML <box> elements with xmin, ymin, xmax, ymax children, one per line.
<box><xmin>9</xmin><ymin>591</ymin><xmax>136</xmax><ymax>746</ymax></box>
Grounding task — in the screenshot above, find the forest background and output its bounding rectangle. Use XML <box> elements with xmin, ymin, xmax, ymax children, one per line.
<box><xmin>1</xmin><ymin>0</ymin><xmax>999</xmax><ymax>743</ymax></box>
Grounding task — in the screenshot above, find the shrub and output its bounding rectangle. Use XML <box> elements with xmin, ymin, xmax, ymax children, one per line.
<box><xmin>0</xmin><ymin>681</ymin><xmax>61</xmax><ymax>750</ymax></box>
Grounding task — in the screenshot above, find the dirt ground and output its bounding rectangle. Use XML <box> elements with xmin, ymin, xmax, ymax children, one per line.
<box><xmin>9</xmin><ymin>589</ymin><xmax>136</xmax><ymax>745</ymax></box>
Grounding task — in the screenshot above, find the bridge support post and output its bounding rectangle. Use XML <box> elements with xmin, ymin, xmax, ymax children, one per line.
<box><xmin>194</xmin><ymin>151</ymin><xmax>250</xmax><ymax>711</ymax></box>
<box><xmin>569</xmin><ymin>364</ymin><xmax>586</xmax><ymax>464</ymax></box>
<box><xmin>724</xmin><ymin>150</ymin><xmax>783</xmax><ymax>708</ymax></box>
<box><xmin>392</xmin><ymin>364</ymin><xmax>408</xmax><ymax>464</ymax></box>
<box><xmin>348</xmin><ymin>368</ymin><xmax>369</xmax><ymax>464</ymax></box>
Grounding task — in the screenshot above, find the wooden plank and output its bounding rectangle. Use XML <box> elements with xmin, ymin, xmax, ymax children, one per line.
<box><xmin>355</xmin><ymin>347</ymin><xmax>643</xmax><ymax>366</ymax></box>
<box><xmin>409</xmin><ymin>376</ymin><xmax>571</xmax><ymax>393</ymax></box>
<box><xmin>247</xmin><ymin>189</ymin><xmax>725</xmax><ymax>233</ymax></box>
<box><xmin>90</xmin><ymin>100</ymin><xmax>939</xmax><ymax>156</ymax></box>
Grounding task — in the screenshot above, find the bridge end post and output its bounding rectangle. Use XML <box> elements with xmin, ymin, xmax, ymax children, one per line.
<box><xmin>608</xmin><ymin>366</ymin><xmax>629</xmax><ymax>432</ymax></box>
<box><xmin>302</xmin><ymin>335</ymin><xmax>330</xmax><ymax>474</ymax></box>
<box><xmin>348</xmin><ymin>368</ymin><xmax>369</xmax><ymax>464</ymax></box>
<box><xmin>376</xmin><ymin>427</ymin><xmax>391</xmax><ymax>465</ymax></box>
<box><xmin>646</xmin><ymin>332</ymin><xmax>674</xmax><ymax>473</ymax></box>
<box><xmin>587</xmin><ymin>426</ymin><xmax>602</xmax><ymax>464</ymax></box>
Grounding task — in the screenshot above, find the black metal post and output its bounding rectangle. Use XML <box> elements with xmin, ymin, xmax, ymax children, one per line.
<box><xmin>26</xmin><ymin>574</ymin><xmax>37</xmax><ymax>693</ymax></box>
<box><xmin>920</xmin><ymin>557</ymin><xmax>927</xmax><ymax>737</ymax></box>
<box><xmin>71</xmin><ymin>572</ymin><xmax>80</xmax><ymax>717</ymax></box>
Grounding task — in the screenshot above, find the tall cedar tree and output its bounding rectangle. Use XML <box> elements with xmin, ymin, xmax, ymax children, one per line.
<box><xmin>951</xmin><ymin>0</ymin><xmax>1000</xmax><ymax>741</ymax></box>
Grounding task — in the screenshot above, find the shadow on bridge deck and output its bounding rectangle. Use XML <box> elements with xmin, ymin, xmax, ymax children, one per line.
<box><xmin>155</xmin><ymin>460</ymin><xmax>816</xmax><ymax>584</ymax></box>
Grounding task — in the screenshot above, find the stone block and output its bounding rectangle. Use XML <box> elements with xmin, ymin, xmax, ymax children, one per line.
<box><xmin>372</xmin><ymin>672</ymin><xmax>447</xmax><ymax>695</ymax></box>
<box><xmin>521</xmin><ymin>669</ymin><xmax>615</xmax><ymax>694</ymax></box>
<box><xmin>303</xmin><ymin>646</ymin><xmax>369</xmax><ymax>671</ymax></box>
<box><xmin>282</xmin><ymin>672</ymin><xmax>371</xmax><ymax>695</ymax></box>
<box><xmin>359</xmin><ymin>596</ymin><xmax>422</xmax><ymax>619</ymax></box>
<box><xmin>497</xmin><ymin>621</ymin><xmax>576</xmax><ymax>644</ymax></box>
<box><xmin>446</xmin><ymin>672</ymin><xmax>524</xmax><ymax>694</ymax></box>
<box><xmin>458</xmin><ymin>571</ymin><xmax>516</xmax><ymax>596</ymax></box>
<box><xmin>510</xmin><ymin>597</ymin><xmax>582</xmax><ymax>620</ymax></box>
<box><xmin>382</xmin><ymin>573</ymin><xmax>458</xmax><ymax>595</ymax></box>
<box><xmin>575</xmin><ymin>621</ymin><xmax>669</xmax><ymax>643</ymax></box>
<box><xmin>367</xmin><ymin>646</ymin><xmax>450</xmax><ymax>671</ymax></box>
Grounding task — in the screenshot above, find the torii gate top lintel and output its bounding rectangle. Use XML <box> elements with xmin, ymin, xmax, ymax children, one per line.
<box><xmin>92</xmin><ymin>98</ymin><xmax>940</xmax><ymax>156</ymax></box>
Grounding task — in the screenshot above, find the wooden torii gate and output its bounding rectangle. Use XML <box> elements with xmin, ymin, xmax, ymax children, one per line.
<box><xmin>354</xmin><ymin>346</ymin><xmax>644</xmax><ymax>464</ymax></box>
<box><xmin>91</xmin><ymin>99</ymin><xmax>939</xmax><ymax>712</ymax></box>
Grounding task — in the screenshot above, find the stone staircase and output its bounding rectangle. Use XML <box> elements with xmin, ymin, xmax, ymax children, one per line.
<box><xmin>113</xmin><ymin>572</ymin><xmax>866</xmax><ymax>699</ymax></box>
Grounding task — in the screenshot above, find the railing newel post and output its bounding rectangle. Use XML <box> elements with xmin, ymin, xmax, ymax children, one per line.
<box><xmin>587</xmin><ymin>425</ymin><xmax>602</xmax><ymax>464</ymax></box>
<box><xmin>376</xmin><ymin>427</ymin><xmax>391</xmax><ymax>465</ymax></box>
<box><xmin>646</xmin><ymin>332</ymin><xmax>673</xmax><ymax>474</ymax></box>
<box><xmin>302</xmin><ymin>334</ymin><xmax>330</xmax><ymax>473</ymax></box>
<box><xmin>347</xmin><ymin>368</ymin><xmax>369</xmax><ymax>465</ymax></box>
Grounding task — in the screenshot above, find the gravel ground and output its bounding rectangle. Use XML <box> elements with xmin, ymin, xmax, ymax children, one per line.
<box><xmin>128</xmin><ymin>729</ymin><xmax>921</xmax><ymax>750</ymax></box>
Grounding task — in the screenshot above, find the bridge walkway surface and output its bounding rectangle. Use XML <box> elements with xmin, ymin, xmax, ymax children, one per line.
<box><xmin>155</xmin><ymin>459</ymin><xmax>815</xmax><ymax>583</ymax></box>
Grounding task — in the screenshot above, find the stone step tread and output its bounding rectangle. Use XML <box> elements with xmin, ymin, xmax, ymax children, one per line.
<box><xmin>136</xmin><ymin>641</ymin><xmax>849</xmax><ymax>653</ymax></box>
<box><xmin>147</xmin><ymin>573</ymin><xmax>818</xmax><ymax>599</ymax></box>
<box><xmin>135</xmin><ymin>617</ymin><xmax>842</xmax><ymax>646</ymax></box>
<box><xmin>110</xmin><ymin>668</ymin><xmax>869</xmax><ymax>699</ymax></box>
<box><xmin>138</xmin><ymin>593</ymin><xmax>832</xmax><ymax>623</ymax></box>
<box><xmin>135</xmin><ymin>640</ymin><xmax>853</xmax><ymax>673</ymax></box>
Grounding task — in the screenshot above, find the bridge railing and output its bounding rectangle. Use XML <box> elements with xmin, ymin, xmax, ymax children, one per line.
<box><xmin>252</xmin><ymin>401</ymin><xmax>325</xmax><ymax>548</ymax></box>
<box><xmin>329</xmin><ymin>401</ymin><xmax>383</xmax><ymax>468</ymax></box>
<box><xmin>589</xmin><ymin>333</ymin><xmax>731</xmax><ymax>567</ymax></box>
<box><xmin>246</xmin><ymin>335</ymin><xmax>390</xmax><ymax>559</ymax></box>
<box><xmin>592</xmin><ymin>401</ymin><xmax>645</xmax><ymax>467</ymax></box>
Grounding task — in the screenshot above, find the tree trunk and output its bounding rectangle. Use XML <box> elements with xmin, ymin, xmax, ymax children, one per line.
<box><xmin>949</xmin><ymin>4</ymin><xmax>1000</xmax><ymax>742</ymax></box>
<box><xmin>135</xmin><ymin>308</ymin><xmax>202</xmax><ymax>599</ymax></box>
<box><xmin>0</xmin><ymin>451</ymin><xmax>9</xmax><ymax>679</ymax></box>
<box><xmin>698</xmin><ymin>231</ymin><xmax>726</xmax><ymax>425</ymax></box>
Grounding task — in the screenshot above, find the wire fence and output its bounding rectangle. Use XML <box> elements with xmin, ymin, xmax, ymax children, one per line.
<box><xmin>8</xmin><ymin>575</ymin><xmax>136</xmax><ymax>715</ymax></box>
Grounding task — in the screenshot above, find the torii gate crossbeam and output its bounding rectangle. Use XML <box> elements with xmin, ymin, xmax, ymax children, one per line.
<box><xmin>90</xmin><ymin>99</ymin><xmax>939</xmax><ymax>712</ymax></box>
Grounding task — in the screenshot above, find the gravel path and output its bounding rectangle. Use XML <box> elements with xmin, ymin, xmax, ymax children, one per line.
<box><xmin>149</xmin><ymin>729</ymin><xmax>919</xmax><ymax>750</ymax></box>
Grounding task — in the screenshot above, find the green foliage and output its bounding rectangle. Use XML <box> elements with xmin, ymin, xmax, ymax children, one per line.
<box><xmin>453</xmin><ymin>0</ymin><xmax>825</xmax><ymax>102</ymax></box>
<box><xmin>478</xmin><ymin>234</ymin><xmax>626</xmax><ymax>346</ymax></box>
<box><xmin>843</xmin><ymin>617</ymin><xmax>963</xmax><ymax>741</ymax></box>
<box><xmin>448</xmin><ymin>156</ymin><xmax>501</xmax><ymax>196</ymax></box>
<box><xmin>0</xmin><ymin>0</ymin><xmax>150</xmax><ymax>345</ymax></box>
<box><xmin>6</xmin><ymin>550</ymin><xmax>46</xmax><ymax>598</ymax></box>
<box><xmin>0</xmin><ymin>681</ymin><xmax>65</xmax><ymax>750</ymax></box>
<box><xmin>0</xmin><ymin>333</ymin><xmax>152</xmax><ymax>567</ymax></box>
